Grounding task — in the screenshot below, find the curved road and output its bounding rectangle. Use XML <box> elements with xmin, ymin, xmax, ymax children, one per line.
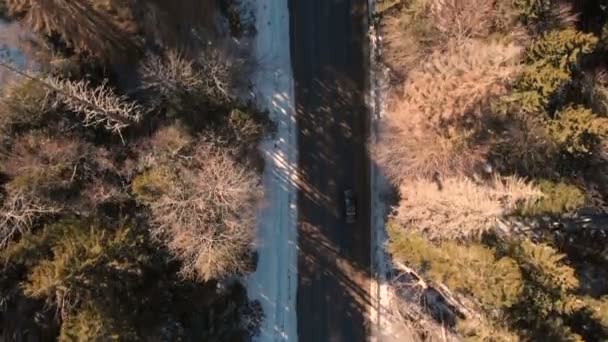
<box><xmin>289</xmin><ymin>0</ymin><xmax>371</xmax><ymax>341</ymax></box>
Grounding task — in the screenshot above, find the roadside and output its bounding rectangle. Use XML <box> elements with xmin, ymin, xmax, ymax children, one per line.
<box><xmin>367</xmin><ymin>2</ymin><xmax>421</xmax><ymax>341</ymax></box>
<box><xmin>243</xmin><ymin>0</ymin><xmax>298</xmax><ymax>341</ymax></box>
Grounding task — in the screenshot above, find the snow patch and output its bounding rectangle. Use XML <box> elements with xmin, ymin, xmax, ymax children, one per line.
<box><xmin>367</xmin><ymin>1</ymin><xmax>400</xmax><ymax>340</ymax></box>
<box><xmin>244</xmin><ymin>0</ymin><xmax>298</xmax><ymax>341</ymax></box>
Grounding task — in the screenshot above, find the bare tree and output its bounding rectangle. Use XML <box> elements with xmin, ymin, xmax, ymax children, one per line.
<box><xmin>0</xmin><ymin>61</ymin><xmax>143</xmax><ymax>136</ymax></box>
<box><xmin>139</xmin><ymin>49</ymin><xmax>234</xmax><ymax>105</ymax></box>
<box><xmin>138</xmin><ymin>144</ymin><xmax>262</xmax><ymax>281</ymax></box>
<box><xmin>139</xmin><ymin>51</ymin><xmax>203</xmax><ymax>97</ymax></box>
<box><xmin>46</xmin><ymin>77</ymin><xmax>143</xmax><ymax>136</ymax></box>
<box><xmin>0</xmin><ymin>189</ymin><xmax>60</xmax><ymax>248</ymax></box>
<box><xmin>197</xmin><ymin>48</ymin><xmax>234</xmax><ymax>103</ymax></box>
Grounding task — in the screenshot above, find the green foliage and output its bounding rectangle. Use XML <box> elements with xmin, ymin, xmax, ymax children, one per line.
<box><xmin>547</xmin><ymin>106</ymin><xmax>608</xmax><ymax>155</ymax></box>
<box><xmin>388</xmin><ymin>224</ymin><xmax>523</xmax><ymax>310</ymax></box>
<box><xmin>21</xmin><ymin>220</ymin><xmax>146</xmax><ymax>307</ymax></box>
<box><xmin>59</xmin><ymin>304</ymin><xmax>121</xmax><ymax>341</ymax></box>
<box><xmin>131</xmin><ymin>166</ymin><xmax>175</xmax><ymax>203</ymax></box>
<box><xmin>456</xmin><ymin>318</ymin><xmax>519</xmax><ymax>342</ymax></box>
<box><xmin>1</xmin><ymin>219</ymin><xmax>147</xmax><ymax>339</ymax></box>
<box><xmin>512</xmin><ymin>0</ymin><xmax>553</xmax><ymax>27</ymax></box>
<box><xmin>521</xmin><ymin>180</ymin><xmax>585</xmax><ymax>215</ymax></box>
<box><xmin>583</xmin><ymin>296</ymin><xmax>608</xmax><ymax>329</ymax></box>
<box><xmin>513</xmin><ymin>240</ymin><xmax>579</xmax><ymax>295</ymax></box>
<box><xmin>507</xmin><ymin>29</ymin><xmax>597</xmax><ymax>114</ymax></box>
<box><xmin>504</xmin><ymin>240</ymin><xmax>589</xmax><ymax>340</ymax></box>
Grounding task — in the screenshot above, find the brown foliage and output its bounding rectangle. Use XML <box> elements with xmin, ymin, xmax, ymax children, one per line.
<box><xmin>5</xmin><ymin>0</ymin><xmax>140</xmax><ymax>60</ymax></box>
<box><xmin>2</xmin><ymin>131</ymin><xmax>83</xmax><ymax>192</ymax></box>
<box><xmin>379</xmin><ymin>0</ymin><xmax>521</xmax><ymax>72</ymax></box>
<box><xmin>393</xmin><ymin>40</ymin><xmax>521</xmax><ymax>128</ymax></box>
<box><xmin>374</xmin><ymin>123</ymin><xmax>486</xmax><ymax>182</ymax></box>
<box><xmin>391</xmin><ymin>176</ymin><xmax>541</xmax><ymax>240</ymax></box>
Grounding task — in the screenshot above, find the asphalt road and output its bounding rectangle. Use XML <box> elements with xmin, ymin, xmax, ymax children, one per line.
<box><xmin>288</xmin><ymin>0</ymin><xmax>371</xmax><ymax>341</ymax></box>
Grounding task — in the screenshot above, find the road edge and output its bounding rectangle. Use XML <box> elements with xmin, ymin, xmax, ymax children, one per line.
<box><xmin>367</xmin><ymin>1</ymin><xmax>393</xmax><ymax>341</ymax></box>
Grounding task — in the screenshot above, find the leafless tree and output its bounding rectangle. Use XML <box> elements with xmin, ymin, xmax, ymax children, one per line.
<box><xmin>197</xmin><ymin>48</ymin><xmax>234</xmax><ymax>103</ymax></box>
<box><xmin>0</xmin><ymin>189</ymin><xmax>60</xmax><ymax>249</ymax></box>
<box><xmin>0</xmin><ymin>61</ymin><xmax>143</xmax><ymax>137</ymax></box>
<box><xmin>139</xmin><ymin>51</ymin><xmax>203</xmax><ymax>97</ymax></box>
<box><xmin>46</xmin><ymin>77</ymin><xmax>143</xmax><ymax>136</ymax></box>
<box><xmin>139</xmin><ymin>49</ymin><xmax>234</xmax><ymax>105</ymax></box>
<box><xmin>142</xmin><ymin>144</ymin><xmax>262</xmax><ymax>281</ymax></box>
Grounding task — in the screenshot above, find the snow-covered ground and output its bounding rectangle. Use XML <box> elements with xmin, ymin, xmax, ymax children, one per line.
<box><xmin>245</xmin><ymin>0</ymin><xmax>298</xmax><ymax>341</ymax></box>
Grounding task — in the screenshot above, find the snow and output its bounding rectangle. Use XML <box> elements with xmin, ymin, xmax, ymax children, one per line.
<box><xmin>244</xmin><ymin>0</ymin><xmax>298</xmax><ymax>341</ymax></box>
<box><xmin>367</xmin><ymin>1</ymin><xmax>402</xmax><ymax>340</ymax></box>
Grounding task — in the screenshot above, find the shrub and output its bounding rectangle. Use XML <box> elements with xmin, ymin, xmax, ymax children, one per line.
<box><xmin>388</xmin><ymin>227</ymin><xmax>523</xmax><ymax>311</ymax></box>
<box><xmin>1</xmin><ymin>131</ymin><xmax>83</xmax><ymax>193</ymax></box>
<box><xmin>547</xmin><ymin>106</ymin><xmax>608</xmax><ymax>155</ymax></box>
<box><xmin>521</xmin><ymin>180</ymin><xmax>584</xmax><ymax>216</ymax></box>
<box><xmin>0</xmin><ymin>78</ymin><xmax>55</xmax><ymax>132</ymax></box>
<box><xmin>391</xmin><ymin>176</ymin><xmax>541</xmax><ymax>240</ymax></box>
<box><xmin>148</xmin><ymin>123</ymin><xmax>193</xmax><ymax>156</ymax></box>
<box><xmin>131</xmin><ymin>166</ymin><xmax>176</xmax><ymax>203</ymax></box>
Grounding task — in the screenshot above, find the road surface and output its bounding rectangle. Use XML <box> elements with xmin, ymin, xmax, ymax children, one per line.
<box><xmin>289</xmin><ymin>0</ymin><xmax>371</xmax><ymax>341</ymax></box>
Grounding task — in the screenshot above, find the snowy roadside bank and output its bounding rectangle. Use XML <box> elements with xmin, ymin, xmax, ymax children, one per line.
<box><xmin>244</xmin><ymin>0</ymin><xmax>298</xmax><ymax>341</ymax></box>
<box><xmin>367</xmin><ymin>2</ymin><xmax>417</xmax><ymax>341</ymax></box>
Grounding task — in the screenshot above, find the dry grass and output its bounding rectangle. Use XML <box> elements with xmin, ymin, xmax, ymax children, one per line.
<box><xmin>141</xmin><ymin>144</ymin><xmax>262</xmax><ymax>281</ymax></box>
<box><xmin>391</xmin><ymin>176</ymin><xmax>541</xmax><ymax>240</ymax></box>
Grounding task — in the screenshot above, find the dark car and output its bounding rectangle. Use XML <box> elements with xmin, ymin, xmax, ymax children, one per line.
<box><xmin>344</xmin><ymin>189</ymin><xmax>356</xmax><ymax>223</ymax></box>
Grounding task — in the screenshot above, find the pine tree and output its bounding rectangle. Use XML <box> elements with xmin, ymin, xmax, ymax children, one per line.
<box><xmin>387</xmin><ymin>226</ymin><xmax>523</xmax><ymax>311</ymax></box>
<box><xmin>506</xmin><ymin>29</ymin><xmax>597</xmax><ymax>114</ymax></box>
<box><xmin>547</xmin><ymin>106</ymin><xmax>608</xmax><ymax>155</ymax></box>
